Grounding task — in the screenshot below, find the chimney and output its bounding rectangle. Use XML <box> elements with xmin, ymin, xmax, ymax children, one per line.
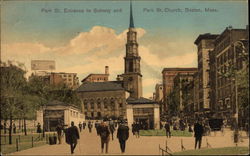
<box><xmin>105</xmin><ymin>66</ymin><xmax>109</xmax><ymax>75</ymax></box>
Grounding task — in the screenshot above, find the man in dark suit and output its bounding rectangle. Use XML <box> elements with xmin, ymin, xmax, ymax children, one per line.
<box><xmin>98</xmin><ymin>121</ymin><xmax>110</xmax><ymax>153</ymax></box>
<box><xmin>194</xmin><ymin>120</ymin><xmax>204</xmax><ymax>149</ymax></box>
<box><xmin>165</xmin><ymin>121</ymin><xmax>171</xmax><ymax>138</ymax></box>
<box><xmin>117</xmin><ymin>120</ymin><xmax>129</xmax><ymax>153</ymax></box>
<box><xmin>66</xmin><ymin>121</ymin><xmax>80</xmax><ymax>154</ymax></box>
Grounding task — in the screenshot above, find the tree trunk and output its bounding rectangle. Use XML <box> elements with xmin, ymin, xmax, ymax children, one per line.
<box><xmin>24</xmin><ymin>117</ymin><xmax>27</xmax><ymax>136</ymax></box>
<box><xmin>9</xmin><ymin>115</ymin><xmax>13</xmax><ymax>144</ymax></box>
<box><xmin>19</xmin><ymin>119</ymin><xmax>21</xmax><ymax>130</ymax></box>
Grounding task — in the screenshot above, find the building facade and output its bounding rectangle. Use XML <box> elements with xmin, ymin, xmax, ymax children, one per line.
<box><xmin>161</xmin><ymin>68</ymin><xmax>197</xmax><ymax>116</ymax></box>
<box><xmin>194</xmin><ymin>34</ymin><xmax>218</xmax><ymax>115</ymax></box>
<box><xmin>172</xmin><ymin>71</ymin><xmax>197</xmax><ymax>117</ymax></box>
<box><xmin>37</xmin><ymin>100</ymin><xmax>84</xmax><ymax>131</ymax></box>
<box><xmin>213</xmin><ymin>27</ymin><xmax>248</xmax><ymax>124</ymax></box>
<box><xmin>30</xmin><ymin>71</ymin><xmax>80</xmax><ymax>89</ymax></box>
<box><xmin>81</xmin><ymin>66</ymin><xmax>109</xmax><ymax>83</ymax></box>
<box><xmin>76</xmin><ymin>81</ymin><xmax>129</xmax><ymax>120</ymax></box>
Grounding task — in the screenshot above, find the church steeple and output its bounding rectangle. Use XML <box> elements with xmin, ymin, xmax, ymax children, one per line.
<box><xmin>129</xmin><ymin>0</ymin><xmax>134</xmax><ymax>28</ymax></box>
<box><xmin>122</xmin><ymin>0</ymin><xmax>142</xmax><ymax>99</ymax></box>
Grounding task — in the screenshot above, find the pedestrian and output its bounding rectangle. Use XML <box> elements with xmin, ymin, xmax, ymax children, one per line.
<box><xmin>188</xmin><ymin>123</ymin><xmax>193</xmax><ymax>132</ymax></box>
<box><xmin>65</xmin><ymin>121</ymin><xmax>80</xmax><ymax>154</ymax></box>
<box><xmin>109</xmin><ymin>120</ymin><xmax>115</xmax><ymax>140</ymax></box>
<box><xmin>117</xmin><ymin>120</ymin><xmax>129</xmax><ymax>153</ymax></box>
<box><xmin>37</xmin><ymin>123</ymin><xmax>42</xmax><ymax>133</ymax></box>
<box><xmin>134</xmin><ymin>122</ymin><xmax>140</xmax><ymax>138</ymax></box>
<box><xmin>132</xmin><ymin>122</ymin><xmax>135</xmax><ymax>135</ymax></box>
<box><xmin>98</xmin><ymin>120</ymin><xmax>110</xmax><ymax>153</ymax></box>
<box><xmin>194</xmin><ymin>120</ymin><xmax>204</xmax><ymax>149</ymax></box>
<box><xmin>79</xmin><ymin>122</ymin><xmax>82</xmax><ymax>132</ymax></box>
<box><xmin>88</xmin><ymin>121</ymin><xmax>93</xmax><ymax>133</ymax></box>
<box><xmin>82</xmin><ymin>122</ymin><xmax>86</xmax><ymax>130</ymax></box>
<box><xmin>13</xmin><ymin>123</ymin><xmax>16</xmax><ymax>134</ymax></box>
<box><xmin>95</xmin><ymin>121</ymin><xmax>100</xmax><ymax>135</ymax></box>
<box><xmin>56</xmin><ymin>124</ymin><xmax>63</xmax><ymax>144</ymax></box>
<box><xmin>165</xmin><ymin>121</ymin><xmax>171</xmax><ymax>138</ymax></box>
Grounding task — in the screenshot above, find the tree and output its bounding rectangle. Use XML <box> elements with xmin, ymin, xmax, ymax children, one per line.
<box><xmin>0</xmin><ymin>61</ymin><xmax>27</xmax><ymax>144</ymax></box>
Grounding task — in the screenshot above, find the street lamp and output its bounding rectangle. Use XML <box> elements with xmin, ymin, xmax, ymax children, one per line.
<box><xmin>232</xmin><ymin>40</ymin><xmax>247</xmax><ymax>144</ymax></box>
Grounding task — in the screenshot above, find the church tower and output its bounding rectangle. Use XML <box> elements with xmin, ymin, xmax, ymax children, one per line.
<box><xmin>122</xmin><ymin>1</ymin><xmax>142</xmax><ymax>98</ymax></box>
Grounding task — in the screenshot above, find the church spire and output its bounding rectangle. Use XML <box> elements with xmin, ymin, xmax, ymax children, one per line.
<box><xmin>129</xmin><ymin>0</ymin><xmax>134</xmax><ymax>28</ymax></box>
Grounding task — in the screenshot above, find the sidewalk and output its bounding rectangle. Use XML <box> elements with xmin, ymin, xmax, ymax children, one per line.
<box><xmin>9</xmin><ymin>129</ymin><xmax>249</xmax><ymax>155</ymax></box>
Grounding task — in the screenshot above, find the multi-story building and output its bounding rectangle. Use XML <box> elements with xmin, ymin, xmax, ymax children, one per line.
<box><xmin>161</xmin><ymin>68</ymin><xmax>197</xmax><ymax>115</ymax></box>
<box><xmin>213</xmin><ymin>27</ymin><xmax>248</xmax><ymax>123</ymax></box>
<box><xmin>81</xmin><ymin>66</ymin><xmax>109</xmax><ymax>83</ymax></box>
<box><xmin>30</xmin><ymin>72</ymin><xmax>80</xmax><ymax>89</ymax></box>
<box><xmin>172</xmin><ymin>71</ymin><xmax>197</xmax><ymax>117</ymax></box>
<box><xmin>194</xmin><ymin>33</ymin><xmax>218</xmax><ymax>116</ymax></box>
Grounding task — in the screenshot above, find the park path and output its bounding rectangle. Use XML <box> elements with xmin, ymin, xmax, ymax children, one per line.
<box><xmin>8</xmin><ymin>128</ymin><xmax>249</xmax><ymax>155</ymax></box>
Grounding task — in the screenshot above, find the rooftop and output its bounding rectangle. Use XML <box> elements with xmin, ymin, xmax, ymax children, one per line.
<box><xmin>127</xmin><ymin>97</ymin><xmax>157</xmax><ymax>104</ymax></box>
<box><xmin>194</xmin><ymin>33</ymin><xmax>219</xmax><ymax>45</ymax></box>
<box><xmin>76</xmin><ymin>81</ymin><xmax>125</xmax><ymax>92</ymax></box>
<box><xmin>81</xmin><ymin>73</ymin><xmax>109</xmax><ymax>82</ymax></box>
<box><xmin>162</xmin><ymin>67</ymin><xmax>197</xmax><ymax>73</ymax></box>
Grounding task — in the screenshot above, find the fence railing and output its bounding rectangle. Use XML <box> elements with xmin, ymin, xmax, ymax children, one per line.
<box><xmin>159</xmin><ymin>140</ymin><xmax>173</xmax><ymax>156</ymax></box>
<box><xmin>0</xmin><ymin>133</ymin><xmax>51</xmax><ymax>154</ymax></box>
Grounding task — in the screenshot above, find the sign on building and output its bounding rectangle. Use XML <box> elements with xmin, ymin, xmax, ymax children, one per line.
<box><xmin>31</xmin><ymin>60</ymin><xmax>55</xmax><ymax>70</ymax></box>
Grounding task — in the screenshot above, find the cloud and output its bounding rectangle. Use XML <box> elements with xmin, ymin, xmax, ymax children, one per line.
<box><xmin>140</xmin><ymin>45</ymin><xmax>197</xmax><ymax>68</ymax></box>
<box><xmin>2</xmin><ymin>42</ymin><xmax>52</xmax><ymax>57</ymax></box>
<box><xmin>54</xmin><ymin>26</ymin><xmax>146</xmax><ymax>57</ymax></box>
<box><xmin>2</xmin><ymin>25</ymin><xmax>197</xmax><ymax>99</ymax></box>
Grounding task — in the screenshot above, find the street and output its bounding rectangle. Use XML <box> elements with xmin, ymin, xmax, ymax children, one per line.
<box><xmin>10</xmin><ymin>128</ymin><xmax>249</xmax><ymax>155</ymax></box>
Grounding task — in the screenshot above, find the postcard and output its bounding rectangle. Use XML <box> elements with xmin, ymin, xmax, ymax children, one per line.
<box><xmin>0</xmin><ymin>0</ymin><xmax>249</xmax><ymax>155</ymax></box>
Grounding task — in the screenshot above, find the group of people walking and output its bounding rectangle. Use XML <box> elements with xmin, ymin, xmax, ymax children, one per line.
<box><xmin>162</xmin><ymin>119</ymin><xmax>205</xmax><ymax>149</ymax></box>
<box><xmin>55</xmin><ymin>119</ymin><xmax>130</xmax><ymax>154</ymax></box>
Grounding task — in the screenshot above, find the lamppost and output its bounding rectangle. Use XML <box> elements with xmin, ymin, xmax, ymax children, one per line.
<box><xmin>232</xmin><ymin>40</ymin><xmax>247</xmax><ymax>144</ymax></box>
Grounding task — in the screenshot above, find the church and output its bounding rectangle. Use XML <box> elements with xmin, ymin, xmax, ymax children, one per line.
<box><xmin>76</xmin><ymin>2</ymin><xmax>160</xmax><ymax>129</ymax></box>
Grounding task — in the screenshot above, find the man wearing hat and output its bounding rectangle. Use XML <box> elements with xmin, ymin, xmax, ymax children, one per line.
<box><xmin>65</xmin><ymin>121</ymin><xmax>80</xmax><ymax>154</ymax></box>
<box><xmin>98</xmin><ymin>120</ymin><xmax>110</xmax><ymax>153</ymax></box>
<box><xmin>194</xmin><ymin>119</ymin><xmax>204</xmax><ymax>149</ymax></box>
<box><xmin>117</xmin><ymin>120</ymin><xmax>129</xmax><ymax>153</ymax></box>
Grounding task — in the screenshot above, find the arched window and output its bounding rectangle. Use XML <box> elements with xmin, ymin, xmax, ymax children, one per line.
<box><xmin>90</xmin><ymin>99</ymin><xmax>94</xmax><ymax>109</ymax></box>
<box><xmin>84</xmin><ymin>99</ymin><xmax>88</xmax><ymax>110</ymax></box>
<box><xmin>111</xmin><ymin>98</ymin><xmax>115</xmax><ymax>109</ymax></box>
<box><xmin>104</xmin><ymin>98</ymin><xmax>108</xmax><ymax>109</ymax></box>
<box><xmin>97</xmin><ymin>98</ymin><xmax>101</xmax><ymax>109</ymax></box>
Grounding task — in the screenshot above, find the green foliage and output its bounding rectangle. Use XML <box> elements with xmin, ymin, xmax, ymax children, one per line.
<box><xmin>139</xmin><ymin>129</ymin><xmax>192</xmax><ymax>137</ymax></box>
<box><xmin>173</xmin><ymin>146</ymin><xmax>249</xmax><ymax>155</ymax></box>
<box><xmin>0</xmin><ymin>62</ymin><xmax>27</xmax><ymax>119</ymax></box>
<box><xmin>167</xmin><ymin>88</ymin><xmax>180</xmax><ymax>117</ymax></box>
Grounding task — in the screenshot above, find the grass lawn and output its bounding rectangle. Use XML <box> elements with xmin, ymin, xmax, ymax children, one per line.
<box><xmin>2</xmin><ymin>140</ymin><xmax>47</xmax><ymax>154</ymax></box>
<box><xmin>1</xmin><ymin>133</ymin><xmax>55</xmax><ymax>154</ymax></box>
<box><xmin>173</xmin><ymin>146</ymin><xmax>249</xmax><ymax>155</ymax></box>
<box><xmin>139</xmin><ymin>129</ymin><xmax>192</xmax><ymax>137</ymax></box>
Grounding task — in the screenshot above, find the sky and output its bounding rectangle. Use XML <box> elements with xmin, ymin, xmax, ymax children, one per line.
<box><xmin>1</xmin><ymin>0</ymin><xmax>248</xmax><ymax>98</ymax></box>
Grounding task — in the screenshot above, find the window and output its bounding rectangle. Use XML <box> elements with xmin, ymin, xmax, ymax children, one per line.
<box><xmin>129</xmin><ymin>61</ymin><xmax>133</xmax><ymax>72</ymax></box>
<box><xmin>97</xmin><ymin>98</ymin><xmax>101</xmax><ymax>109</ymax></box>
<box><xmin>104</xmin><ymin>98</ymin><xmax>108</xmax><ymax>109</ymax></box>
<box><xmin>84</xmin><ymin>100</ymin><xmax>88</xmax><ymax>109</ymax></box>
<box><xmin>119</xmin><ymin>103</ymin><xmax>123</xmax><ymax>108</ymax></box>
<box><xmin>90</xmin><ymin>99</ymin><xmax>94</xmax><ymax>109</ymax></box>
